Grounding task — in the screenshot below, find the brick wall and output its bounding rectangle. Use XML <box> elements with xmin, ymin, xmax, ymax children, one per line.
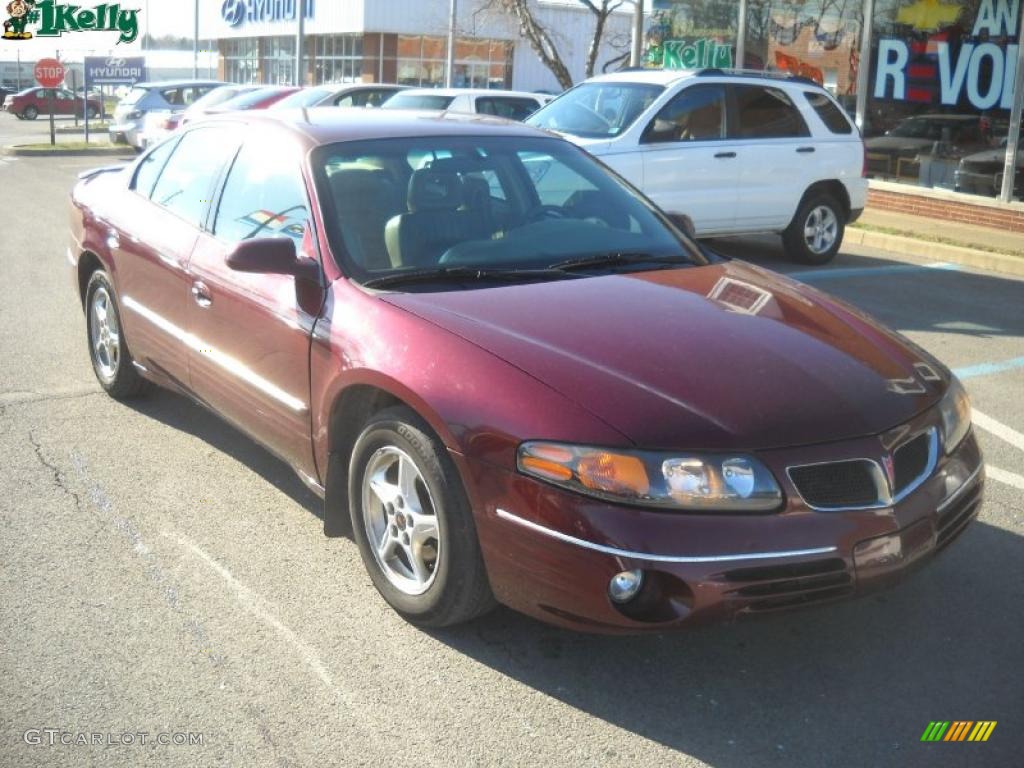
<box><xmin>867</xmin><ymin>189</ymin><xmax>1024</xmax><ymax>233</ymax></box>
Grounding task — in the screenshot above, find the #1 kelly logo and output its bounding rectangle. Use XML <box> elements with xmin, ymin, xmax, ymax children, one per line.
<box><xmin>3</xmin><ymin>0</ymin><xmax>139</xmax><ymax>43</ymax></box>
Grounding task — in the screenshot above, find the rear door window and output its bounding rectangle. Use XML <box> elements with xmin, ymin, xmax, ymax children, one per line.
<box><xmin>803</xmin><ymin>91</ymin><xmax>853</xmax><ymax>134</ymax></box>
<box><xmin>732</xmin><ymin>85</ymin><xmax>809</xmax><ymax>139</ymax></box>
<box><xmin>149</xmin><ymin>127</ymin><xmax>238</xmax><ymax>227</ymax></box>
<box><xmin>133</xmin><ymin>137</ymin><xmax>179</xmax><ymax>197</ymax></box>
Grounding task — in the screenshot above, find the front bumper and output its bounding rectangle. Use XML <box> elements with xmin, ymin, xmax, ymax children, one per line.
<box><xmin>464</xmin><ymin>426</ymin><xmax>984</xmax><ymax>633</ymax></box>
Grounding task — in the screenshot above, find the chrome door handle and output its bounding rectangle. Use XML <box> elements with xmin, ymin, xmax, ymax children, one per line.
<box><xmin>190</xmin><ymin>281</ymin><xmax>212</xmax><ymax>308</ymax></box>
<box><xmin>714</xmin><ymin>151</ymin><xmax>737</xmax><ymax>159</ymax></box>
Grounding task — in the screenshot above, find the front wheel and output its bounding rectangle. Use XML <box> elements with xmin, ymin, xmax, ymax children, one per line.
<box><xmin>349</xmin><ymin>406</ymin><xmax>494</xmax><ymax>627</ymax></box>
<box><xmin>85</xmin><ymin>270</ymin><xmax>148</xmax><ymax>399</ymax></box>
<box><xmin>783</xmin><ymin>193</ymin><xmax>845</xmax><ymax>265</ymax></box>
<box><xmin>85</xmin><ymin>105</ymin><xmax>98</xmax><ymax>119</ymax></box>
<box><xmin>22</xmin><ymin>105</ymin><xmax>38</xmax><ymax>120</ymax></box>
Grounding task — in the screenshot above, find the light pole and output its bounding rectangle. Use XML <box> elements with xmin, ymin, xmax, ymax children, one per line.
<box><xmin>630</xmin><ymin>0</ymin><xmax>644</xmax><ymax>68</ymax></box>
<box><xmin>1000</xmin><ymin>8</ymin><xmax>1024</xmax><ymax>203</ymax></box>
<box><xmin>192</xmin><ymin>0</ymin><xmax>199</xmax><ymax>79</ymax></box>
<box><xmin>445</xmin><ymin>0</ymin><xmax>457</xmax><ymax>87</ymax></box>
<box><xmin>295</xmin><ymin>0</ymin><xmax>306</xmax><ymax>85</ymax></box>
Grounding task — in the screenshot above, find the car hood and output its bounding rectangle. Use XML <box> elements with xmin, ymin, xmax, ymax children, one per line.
<box><xmin>384</xmin><ymin>262</ymin><xmax>947</xmax><ymax>451</ymax></box>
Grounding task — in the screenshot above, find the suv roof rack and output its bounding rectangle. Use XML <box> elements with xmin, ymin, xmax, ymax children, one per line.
<box><xmin>695</xmin><ymin>68</ymin><xmax>824</xmax><ymax>88</ymax></box>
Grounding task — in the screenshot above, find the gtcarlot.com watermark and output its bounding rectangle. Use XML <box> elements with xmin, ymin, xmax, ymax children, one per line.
<box><xmin>23</xmin><ymin>729</ymin><xmax>204</xmax><ymax>747</ymax></box>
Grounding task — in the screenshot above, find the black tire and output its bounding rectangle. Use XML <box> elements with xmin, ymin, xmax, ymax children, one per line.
<box><xmin>84</xmin><ymin>270</ymin><xmax>148</xmax><ymax>399</ymax></box>
<box><xmin>22</xmin><ymin>105</ymin><xmax>38</xmax><ymax>120</ymax></box>
<box><xmin>783</xmin><ymin>192</ymin><xmax>846</xmax><ymax>265</ymax></box>
<box><xmin>85</xmin><ymin>106</ymin><xmax>98</xmax><ymax>119</ymax></box>
<box><xmin>348</xmin><ymin>406</ymin><xmax>494</xmax><ymax>627</ymax></box>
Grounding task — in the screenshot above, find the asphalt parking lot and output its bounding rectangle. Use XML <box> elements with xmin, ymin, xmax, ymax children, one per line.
<box><xmin>2</xmin><ymin>115</ymin><xmax>1022</xmax><ymax>768</ymax></box>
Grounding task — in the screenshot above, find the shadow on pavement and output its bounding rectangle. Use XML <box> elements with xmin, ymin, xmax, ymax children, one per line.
<box><xmin>709</xmin><ymin>236</ymin><xmax>1024</xmax><ymax>340</ymax></box>
<box><xmin>432</xmin><ymin>519</ymin><xmax>1022</xmax><ymax>768</ymax></box>
<box><xmin>122</xmin><ymin>387</ymin><xmax>323</xmax><ymax>521</ymax></box>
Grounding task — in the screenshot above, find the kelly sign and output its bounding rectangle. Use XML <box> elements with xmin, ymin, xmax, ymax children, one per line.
<box><xmin>662</xmin><ymin>38</ymin><xmax>733</xmax><ymax>70</ymax></box>
<box><xmin>85</xmin><ymin>55</ymin><xmax>146</xmax><ymax>85</ymax></box>
<box><xmin>874</xmin><ymin>0</ymin><xmax>1021</xmax><ymax>110</ymax></box>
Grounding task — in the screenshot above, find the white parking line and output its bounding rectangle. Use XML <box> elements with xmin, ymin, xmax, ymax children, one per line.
<box><xmin>973</xmin><ymin>409</ymin><xmax>1024</xmax><ymax>454</ymax></box>
<box><xmin>172</xmin><ymin>534</ymin><xmax>336</xmax><ymax>688</ymax></box>
<box><xmin>986</xmin><ymin>465</ymin><xmax>1024</xmax><ymax>491</ymax></box>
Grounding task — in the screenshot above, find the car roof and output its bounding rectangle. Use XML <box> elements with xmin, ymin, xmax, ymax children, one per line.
<box><xmin>202</xmin><ymin>107</ymin><xmax>554</xmax><ymax>147</ymax></box>
<box><xmin>585</xmin><ymin>69</ymin><xmax>699</xmax><ymax>86</ymax></box>
<box><xmin>133</xmin><ymin>80</ymin><xmax>226</xmax><ymax>89</ymax></box>
<box><xmin>393</xmin><ymin>87</ymin><xmax>545</xmax><ymax>99</ymax></box>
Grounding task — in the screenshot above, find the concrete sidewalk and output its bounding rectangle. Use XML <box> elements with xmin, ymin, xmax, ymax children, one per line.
<box><xmin>848</xmin><ymin>208</ymin><xmax>1024</xmax><ymax>277</ymax></box>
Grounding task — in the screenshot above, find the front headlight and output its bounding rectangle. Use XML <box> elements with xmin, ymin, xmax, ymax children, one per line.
<box><xmin>938</xmin><ymin>377</ymin><xmax>972</xmax><ymax>453</ymax></box>
<box><xmin>517</xmin><ymin>442</ymin><xmax>783</xmax><ymax>512</ymax></box>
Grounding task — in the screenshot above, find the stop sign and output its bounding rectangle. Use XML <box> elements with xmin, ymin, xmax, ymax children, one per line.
<box><xmin>34</xmin><ymin>58</ymin><xmax>65</xmax><ymax>88</ymax></box>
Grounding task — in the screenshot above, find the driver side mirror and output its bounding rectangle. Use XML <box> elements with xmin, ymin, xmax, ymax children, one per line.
<box><xmin>226</xmin><ymin>237</ymin><xmax>320</xmax><ymax>282</ymax></box>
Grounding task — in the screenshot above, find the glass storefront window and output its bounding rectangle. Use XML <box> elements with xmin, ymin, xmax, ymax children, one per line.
<box><xmin>645</xmin><ymin>1</ymin><xmax>739</xmax><ymax>69</ymax></box>
<box><xmin>864</xmin><ymin>0</ymin><xmax>1021</xmax><ymax>199</ymax></box>
<box><xmin>222</xmin><ymin>38</ymin><xmax>260</xmax><ymax>85</ymax></box>
<box><xmin>263</xmin><ymin>36</ymin><xmax>296</xmax><ymax>85</ymax></box>
<box><xmin>313</xmin><ymin>34</ymin><xmax>364</xmax><ymax>83</ymax></box>
<box><xmin>744</xmin><ymin>1</ymin><xmax>865</xmax><ymax>115</ymax></box>
<box><xmin>392</xmin><ymin>35</ymin><xmax>512</xmax><ymax>88</ymax></box>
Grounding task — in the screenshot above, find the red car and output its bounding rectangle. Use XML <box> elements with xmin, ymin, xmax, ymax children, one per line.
<box><xmin>5</xmin><ymin>86</ymin><xmax>100</xmax><ymax>120</ymax></box>
<box><xmin>68</xmin><ymin>110</ymin><xmax>983</xmax><ymax>633</ymax></box>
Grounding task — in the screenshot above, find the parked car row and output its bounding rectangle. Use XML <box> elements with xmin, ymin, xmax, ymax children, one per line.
<box><xmin>110</xmin><ymin>80</ymin><xmax>551</xmax><ymax>151</ymax></box>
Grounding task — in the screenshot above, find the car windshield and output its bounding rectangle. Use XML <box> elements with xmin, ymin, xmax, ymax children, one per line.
<box><xmin>313</xmin><ymin>135</ymin><xmax>702</xmax><ymax>290</ymax></box>
<box><xmin>382</xmin><ymin>93</ymin><xmax>456</xmax><ymax>111</ymax></box>
<box><xmin>120</xmin><ymin>86</ymin><xmax>149</xmax><ymax>105</ymax></box>
<box><xmin>526</xmin><ymin>82</ymin><xmax>664</xmax><ymax>139</ymax></box>
<box><xmin>270</xmin><ymin>87</ymin><xmax>332</xmax><ymax>110</ymax></box>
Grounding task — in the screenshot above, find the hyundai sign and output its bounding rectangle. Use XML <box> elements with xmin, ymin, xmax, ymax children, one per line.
<box><xmin>221</xmin><ymin>0</ymin><xmax>315</xmax><ymax>28</ymax></box>
<box><xmin>84</xmin><ymin>56</ymin><xmax>147</xmax><ymax>86</ymax></box>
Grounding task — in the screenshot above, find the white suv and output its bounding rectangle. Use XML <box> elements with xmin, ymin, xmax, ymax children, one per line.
<box><xmin>527</xmin><ymin>69</ymin><xmax>867</xmax><ymax>264</ymax></box>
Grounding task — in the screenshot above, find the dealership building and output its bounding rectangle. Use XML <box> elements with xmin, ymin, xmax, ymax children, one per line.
<box><xmin>200</xmin><ymin>0</ymin><xmax>633</xmax><ymax>92</ymax></box>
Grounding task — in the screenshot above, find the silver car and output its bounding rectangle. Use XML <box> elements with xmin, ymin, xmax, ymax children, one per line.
<box><xmin>109</xmin><ymin>79</ymin><xmax>225</xmax><ymax>149</ymax></box>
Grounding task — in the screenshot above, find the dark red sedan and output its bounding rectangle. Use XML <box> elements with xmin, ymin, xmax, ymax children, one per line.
<box><xmin>68</xmin><ymin>110</ymin><xmax>983</xmax><ymax>632</ymax></box>
<box><xmin>5</xmin><ymin>86</ymin><xmax>100</xmax><ymax>120</ymax></box>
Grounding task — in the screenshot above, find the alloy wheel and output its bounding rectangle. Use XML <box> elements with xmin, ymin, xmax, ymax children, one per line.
<box><xmin>803</xmin><ymin>205</ymin><xmax>839</xmax><ymax>255</ymax></box>
<box><xmin>361</xmin><ymin>446</ymin><xmax>441</xmax><ymax>596</ymax></box>
<box><xmin>89</xmin><ymin>285</ymin><xmax>120</xmax><ymax>381</ymax></box>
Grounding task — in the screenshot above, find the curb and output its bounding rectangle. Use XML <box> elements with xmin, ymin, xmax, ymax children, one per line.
<box><xmin>846</xmin><ymin>227</ymin><xmax>1024</xmax><ymax>279</ymax></box>
<box><xmin>3</xmin><ymin>144</ymin><xmax>133</xmax><ymax>157</ymax></box>
<box><xmin>55</xmin><ymin>125</ymin><xmax>110</xmax><ymax>135</ymax></box>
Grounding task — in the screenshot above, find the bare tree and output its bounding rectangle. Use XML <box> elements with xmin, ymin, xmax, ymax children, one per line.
<box><xmin>578</xmin><ymin>0</ymin><xmax>627</xmax><ymax>79</ymax></box>
<box><xmin>484</xmin><ymin>0</ymin><xmax>629</xmax><ymax>90</ymax></box>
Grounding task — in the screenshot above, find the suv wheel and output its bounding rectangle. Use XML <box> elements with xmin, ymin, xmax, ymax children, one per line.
<box><xmin>784</xmin><ymin>193</ymin><xmax>845</xmax><ymax>265</ymax></box>
<box><xmin>85</xmin><ymin>270</ymin><xmax>148</xmax><ymax>399</ymax></box>
<box><xmin>349</xmin><ymin>406</ymin><xmax>494</xmax><ymax>627</ymax></box>
<box><xmin>22</xmin><ymin>105</ymin><xmax>38</xmax><ymax>120</ymax></box>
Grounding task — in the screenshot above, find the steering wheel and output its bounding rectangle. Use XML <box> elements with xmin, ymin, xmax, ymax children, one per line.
<box><xmin>525</xmin><ymin>204</ymin><xmax>568</xmax><ymax>222</ymax></box>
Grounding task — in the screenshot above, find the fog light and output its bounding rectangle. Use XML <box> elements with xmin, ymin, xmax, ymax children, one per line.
<box><xmin>608</xmin><ymin>569</ymin><xmax>644</xmax><ymax>604</ymax></box>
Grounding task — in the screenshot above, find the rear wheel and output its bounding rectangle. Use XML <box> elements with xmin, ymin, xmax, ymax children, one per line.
<box><xmin>22</xmin><ymin>105</ymin><xmax>38</xmax><ymax>120</ymax></box>
<box><xmin>85</xmin><ymin>105</ymin><xmax>98</xmax><ymax>119</ymax></box>
<box><xmin>349</xmin><ymin>406</ymin><xmax>494</xmax><ymax>627</ymax></box>
<box><xmin>85</xmin><ymin>270</ymin><xmax>148</xmax><ymax>399</ymax></box>
<box><xmin>783</xmin><ymin>193</ymin><xmax>845</xmax><ymax>265</ymax></box>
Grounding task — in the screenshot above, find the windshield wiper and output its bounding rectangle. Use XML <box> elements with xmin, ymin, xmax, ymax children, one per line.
<box><xmin>361</xmin><ymin>266</ymin><xmax>578</xmax><ymax>290</ymax></box>
<box><xmin>549</xmin><ymin>251</ymin><xmax>694</xmax><ymax>273</ymax></box>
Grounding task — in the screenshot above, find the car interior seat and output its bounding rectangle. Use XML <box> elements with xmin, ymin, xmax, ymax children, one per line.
<box><xmin>385</xmin><ymin>168</ymin><xmax>494</xmax><ymax>267</ymax></box>
<box><xmin>329</xmin><ymin>168</ymin><xmax>404</xmax><ymax>270</ymax></box>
